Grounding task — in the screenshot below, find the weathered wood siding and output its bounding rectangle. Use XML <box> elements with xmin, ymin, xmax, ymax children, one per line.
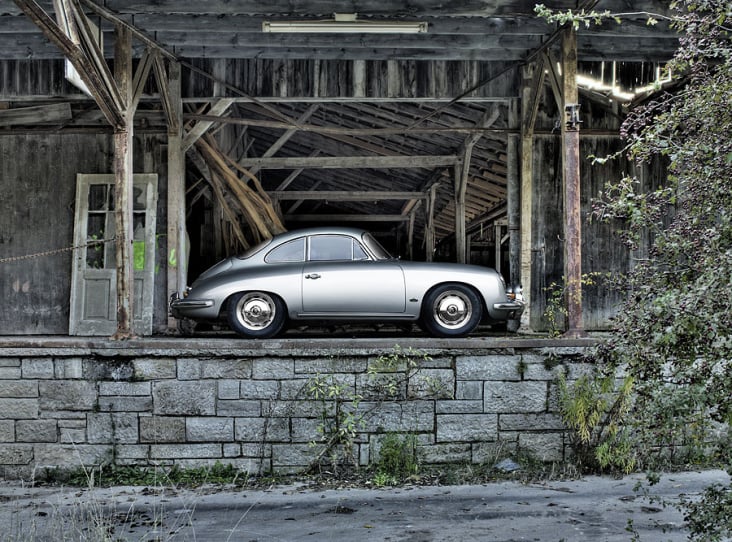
<box><xmin>0</xmin><ymin>133</ymin><xmax>169</xmax><ymax>335</ymax></box>
<box><xmin>529</xmin><ymin>91</ymin><xmax>648</xmax><ymax>331</ymax></box>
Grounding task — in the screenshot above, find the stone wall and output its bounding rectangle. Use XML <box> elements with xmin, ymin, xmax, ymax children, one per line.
<box><xmin>0</xmin><ymin>337</ymin><xmax>596</xmax><ymax>480</ymax></box>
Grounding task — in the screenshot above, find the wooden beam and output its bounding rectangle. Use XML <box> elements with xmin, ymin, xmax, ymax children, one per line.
<box><xmin>0</xmin><ymin>103</ymin><xmax>72</xmax><ymax>126</ymax></box>
<box><xmin>237</xmin><ymin>155</ymin><xmax>459</xmax><ymax>169</ymax></box>
<box><xmin>182</xmin><ymin>98</ymin><xmax>235</xmax><ymax>151</ymax></box>
<box><xmin>271</xmin><ymin>191</ymin><xmax>426</xmax><ymax>201</ymax></box>
<box><xmin>248</xmin><ymin>104</ymin><xmax>320</xmax><ymax>176</ymax></box>
<box><xmin>184</xmin><ymin>114</ymin><xmax>512</xmax><ymax>136</ymax></box>
<box><xmin>13</xmin><ymin>0</ymin><xmax>125</xmax><ymax>127</ymax></box>
<box><xmin>286</xmin><ymin>214</ymin><xmax>410</xmax><ymax>222</ymax></box>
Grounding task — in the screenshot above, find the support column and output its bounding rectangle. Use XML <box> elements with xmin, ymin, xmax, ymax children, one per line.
<box><xmin>166</xmin><ymin>60</ymin><xmax>185</xmax><ymax>330</ymax></box>
<box><xmin>561</xmin><ymin>28</ymin><xmax>586</xmax><ymax>338</ymax></box>
<box><xmin>112</xmin><ymin>24</ymin><xmax>134</xmax><ymax>339</ymax></box>
<box><xmin>454</xmin><ymin>161</ymin><xmax>467</xmax><ymax>263</ymax></box>
<box><xmin>519</xmin><ymin>60</ymin><xmax>544</xmax><ymax>331</ymax></box>
<box><xmin>507</xmin><ymin>99</ymin><xmax>521</xmax><ymax>331</ymax></box>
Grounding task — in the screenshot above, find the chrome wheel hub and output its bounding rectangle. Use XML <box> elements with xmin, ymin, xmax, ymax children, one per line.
<box><xmin>237</xmin><ymin>293</ymin><xmax>275</xmax><ymax>330</ymax></box>
<box><xmin>434</xmin><ymin>291</ymin><xmax>471</xmax><ymax>329</ymax></box>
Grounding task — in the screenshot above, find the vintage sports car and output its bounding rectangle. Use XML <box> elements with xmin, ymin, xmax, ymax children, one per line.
<box><xmin>170</xmin><ymin>227</ymin><xmax>524</xmax><ymax>338</ymax></box>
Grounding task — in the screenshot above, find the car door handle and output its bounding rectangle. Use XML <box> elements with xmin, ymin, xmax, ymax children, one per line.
<box><xmin>305</xmin><ymin>273</ymin><xmax>321</xmax><ymax>279</ymax></box>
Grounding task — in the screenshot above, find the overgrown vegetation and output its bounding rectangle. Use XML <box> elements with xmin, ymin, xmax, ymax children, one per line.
<box><xmin>538</xmin><ymin>1</ymin><xmax>732</xmax><ymax>539</ymax></box>
<box><xmin>557</xmin><ymin>371</ymin><xmax>636</xmax><ymax>473</ymax></box>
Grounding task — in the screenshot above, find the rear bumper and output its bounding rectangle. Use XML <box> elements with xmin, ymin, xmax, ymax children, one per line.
<box><xmin>169</xmin><ymin>292</ymin><xmax>215</xmax><ymax>318</ymax></box>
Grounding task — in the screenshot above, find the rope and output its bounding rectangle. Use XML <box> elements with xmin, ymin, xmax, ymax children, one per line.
<box><xmin>0</xmin><ymin>238</ymin><xmax>116</xmax><ymax>264</ymax></box>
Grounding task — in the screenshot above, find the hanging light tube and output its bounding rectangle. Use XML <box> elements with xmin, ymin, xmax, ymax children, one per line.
<box><xmin>262</xmin><ymin>13</ymin><xmax>428</xmax><ymax>34</ymax></box>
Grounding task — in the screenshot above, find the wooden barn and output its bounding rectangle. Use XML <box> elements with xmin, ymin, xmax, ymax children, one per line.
<box><xmin>0</xmin><ymin>1</ymin><xmax>678</xmax><ymax>337</ymax></box>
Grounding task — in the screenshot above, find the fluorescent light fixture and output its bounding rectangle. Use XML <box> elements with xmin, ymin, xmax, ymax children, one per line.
<box><xmin>262</xmin><ymin>13</ymin><xmax>428</xmax><ymax>34</ymax></box>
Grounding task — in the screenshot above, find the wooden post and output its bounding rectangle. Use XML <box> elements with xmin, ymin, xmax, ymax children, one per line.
<box><xmin>561</xmin><ymin>28</ymin><xmax>586</xmax><ymax>338</ymax></box>
<box><xmin>454</xmin><ymin>161</ymin><xmax>467</xmax><ymax>263</ymax></box>
<box><xmin>112</xmin><ymin>24</ymin><xmax>134</xmax><ymax>339</ymax></box>
<box><xmin>507</xmin><ymin>99</ymin><xmax>521</xmax><ymax>286</ymax></box>
<box><xmin>425</xmin><ymin>183</ymin><xmax>437</xmax><ymax>262</ymax></box>
<box><xmin>519</xmin><ymin>60</ymin><xmax>544</xmax><ymax>331</ymax></box>
<box><xmin>165</xmin><ymin>60</ymin><xmax>185</xmax><ymax>329</ymax></box>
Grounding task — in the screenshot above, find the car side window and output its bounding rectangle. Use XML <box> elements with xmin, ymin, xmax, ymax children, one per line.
<box><xmin>265</xmin><ymin>238</ymin><xmax>305</xmax><ymax>263</ymax></box>
<box><xmin>309</xmin><ymin>235</ymin><xmax>366</xmax><ymax>261</ymax></box>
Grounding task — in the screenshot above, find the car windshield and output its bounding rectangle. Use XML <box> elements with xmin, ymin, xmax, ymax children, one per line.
<box><xmin>362</xmin><ymin>233</ymin><xmax>392</xmax><ymax>260</ymax></box>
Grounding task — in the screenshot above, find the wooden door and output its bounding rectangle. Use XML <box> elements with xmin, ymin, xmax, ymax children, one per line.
<box><xmin>69</xmin><ymin>174</ymin><xmax>158</xmax><ymax>335</ymax></box>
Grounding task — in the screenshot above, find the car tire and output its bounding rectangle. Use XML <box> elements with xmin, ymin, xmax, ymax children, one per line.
<box><xmin>420</xmin><ymin>283</ymin><xmax>482</xmax><ymax>338</ymax></box>
<box><xmin>227</xmin><ymin>291</ymin><xmax>287</xmax><ymax>339</ymax></box>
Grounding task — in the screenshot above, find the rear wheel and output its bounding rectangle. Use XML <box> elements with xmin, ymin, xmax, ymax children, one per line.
<box><xmin>227</xmin><ymin>291</ymin><xmax>286</xmax><ymax>339</ymax></box>
<box><xmin>420</xmin><ymin>283</ymin><xmax>482</xmax><ymax>338</ymax></box>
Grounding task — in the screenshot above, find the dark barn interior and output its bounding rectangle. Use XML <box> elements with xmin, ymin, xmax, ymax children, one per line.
<box><xmin>0</xmin><ymin>1</ymin><xmax>679</xmax><ymax>336</ymax></box>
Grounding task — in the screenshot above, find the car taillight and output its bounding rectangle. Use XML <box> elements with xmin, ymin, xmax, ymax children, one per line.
<box><xmin>507</xmin><ymin>285</ymin><xmax>523</xmax><ymax>301</ymax></box>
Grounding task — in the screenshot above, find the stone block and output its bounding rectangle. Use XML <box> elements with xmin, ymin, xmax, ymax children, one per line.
<box><xmin>60</xmin><ymin>358</ymin><xmax>83</xmax><ymax>379</ymax></box>
<box><xmin>271</xmin><ymin>443</ymin><xmax>318</xmax><ymax>467</ymax></box>
<box><xmin>140</xmin><ymin>416</ymin><xmax>185</xmax><ymax>443</ymax></box>
<box><xmin>0</xmin><ymin>398</ymin><xmax>39</xmax><ymax>418</ymax></box>
<box><xmin>150</xmin><ymin>443</ymin><xmax>222</xmax><ymax>459</ymax></box>
<box><xmin>499</xmin><ymin>413</ymin><xmax>564</xmax><ymax>431</ymax></box>
<box><xmin>218</xmin><ymin>380</ymin><xmax>240</xmax><ymax>400</ymax></box>
<box><xmin>99</xmin><ymin>381</ymin><xmax>151</xmax><ymax>396</ymax></box>
<box><xmin>0</xmin><ymin>444</ymin><xmax>33</xmax><ymax>465</ymax></box>
<box><xmin>60</xmin><ymin>427</ymin><xmax>86</xmax><ymax>444</ymax></box>
<box><xmin>484</xmin><ymin>381</ymin><xmax>547</xmax><ymax>413</ymax></box>
<box><xmin>176</xmin><ymin>359</ymin><xmax>202</xmax><ymax>380</ymax></box>
<box><xmin>239</xmin><ymin>380</ymin><xmax>280</xmax><ymax>400</ymax></box>
<box><xmin>296</xmin><ymin>358</ymin><xmax>367</xmax><ymax>375</ymax></box>
<box><xmin>39</xmin><ymin>381</ymin><xmax>97</xmax><ymax>411</ymax></box>
<box><xmin>363</xmin><ymin>401</ymin><xmax>434</xmax><ymax>433</ymax></box>
<box><xmin>133</xmin><ymin>358</ymin><xmax>177</xmax><ymax>380</ymax></box>
<box><xmin>436</xmin><ymin>414</ymin><xmax>498</xmax><ymax>442</ymax></box>
<box><xmin>202</xmin><ymin>359</ymin><xmax>252</xmax><ymax>379</ymax></box>
<box><xmin>98</xmin><ymin>396</ymin><xmax>153</xmax><ymax>412</ymax></box>
<box><xmin>21</xmin><ymin>358</ymin><xmax>54</xmax><ymax>379</ymax></box>
<box><xmin>112</xmin><ymin>413</ymin><xmax>140</xmax><ymax>444</ymax></box>
<box><xmin>15</xmin><ymin>420</ymin><xmax>57</xmax><ymax>443</ymax></box>
<box><xmin>435</xmin><ymin>400</ymin><xmax>483</xmax><ymax>414</ymax></box>
<box><xmin>0</xmin><ymin>420</ymin><xmax>14</xmax><ymax>441</ymax></box>
<box><xmin>33</xmin><ymin>444</ymin><xmax>112</xmax><ymax>468</ymax></box>
<box><xmin>187</xmin><ymin>417</ymin><xmax>234</xmax><ymax>442</ymax></box>
<box><xmin>223</xmin><ymin>443</ymin><xmax>241</xmax><ymax>458</ymax></box>
<box><xmin>0</xmin><ymin>359</ymin><xmax>20</xmax><ymax>367</ymax></box>
<box><xmin>87</xmin><ymin>413</ymin><xmax>113</xmax><ymax>443</ymax></box>
<box><xmin>289</xmin><ymin>417</ymin><xmax>320</xmax><ymax>443</ymax></box>
<box><xmin>420</xmin><ymin>443</ymin><xmax>471</xmax><ymax>463</ymax></box>
<box><xmin>252</xmin><ymin>358</ymin><xmax>294</xmax><ymax>379</ymax></box>
<box><xmin>278</xmin><ymin>379</ymin><xmax>311</xmax><ymax>400</ymax></box>
<box><xmin>518</xmin><ymin>432</ymin><xmax>565</xmax><ymax>462</ymax></box>
<box><xmin>0</xmin><ymin>381</ymin><xmax>37</xmax><ymax>398</ymax></box>
<box><xmin>456</xmin><ymin>355</ymin><xmax>521</xmax><ymax>381</ymax></box>
<box><xmin>82</xmin><ymin>360</ymin><xmax>135</xmax><ymax>381</ymax></box>
<box><xmin>216</xmin><ymin>399</ymin><xmax>262</xmax><ymax>417</ymax></box>
<box><xmin>153</xmin><ymin>381</ymin><xmax>216</xmax><ymax>415</ymax></box>
<box><xmin>471</xmin><ymin>439</ymin><xmax>518</xmax><ymax>465</ymax></box>
<box><xmin>0</xmin><ymin>367</ymin><xmax>21</xmax><ymax>379</ymax></box>
<box><xmin>114</xmin><ymin>445</ymin><xmax>150</xmax><ymax>461</ymax></box>
<box><xmin>455</xmin><ymin>380</ymin><xmax>482</xmax><ymax>401</ymax></box>
<box><xmin>408</xmin><ymin>369</ymin><xmax>454</xmax><ymax>399</ymax></box>
<box><xmin>235</xmin><ymin>417</ymin><xmax>290</xmax><ymax>443</ymax></box>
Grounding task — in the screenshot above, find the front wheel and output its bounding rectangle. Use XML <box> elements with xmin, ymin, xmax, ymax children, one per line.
<box><xmin>227</xmin><ymin>291</ymin><xmax>286</xmax><ymax>339</ymax></box>
<box><xmin>420</xmin><ymin>284</ymin><xmax>482</xmax><ymax>338</ymax></box>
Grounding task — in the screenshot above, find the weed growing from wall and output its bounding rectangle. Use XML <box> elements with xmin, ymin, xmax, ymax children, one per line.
<box><xmin>557</xmin><ymin>370</ymin><xmax>636</xmax><ymax>473</ymax></box>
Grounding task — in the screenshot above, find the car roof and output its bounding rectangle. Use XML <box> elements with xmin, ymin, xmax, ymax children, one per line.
<box><xmin>272</xmin><ymin>227</ymin><xmax>370</xmax><ymax>243</ymax></box>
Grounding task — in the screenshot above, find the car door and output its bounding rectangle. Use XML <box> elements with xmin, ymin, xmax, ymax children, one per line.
<box><xmin>301</xmin><ymin>234</ymin><xmax>406</xmax><ymax>314</ymax></box>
